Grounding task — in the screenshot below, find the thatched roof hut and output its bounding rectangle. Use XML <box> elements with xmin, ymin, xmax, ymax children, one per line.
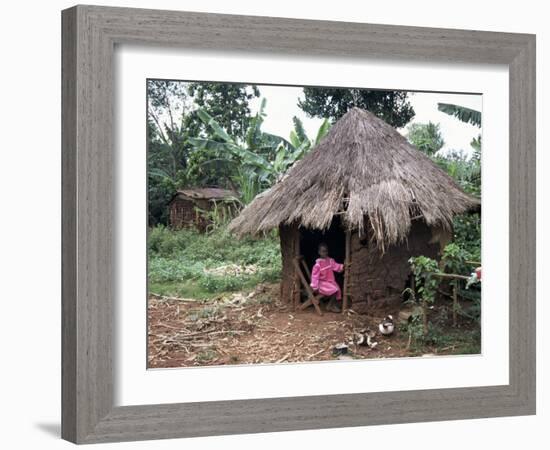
<box><xmin>169</xmin><ymin>187</ymin><xmax>238</xmax><ymax>231</ymax></box>
<box><xmin>229</xmin><ymin>107</ymin><xmax>480</xmax><ymax>311</ymax></box>
<box><xmin>229</xmin><ymin>107</ymin><xmax>478</xmax><ymax>247</ymax></box>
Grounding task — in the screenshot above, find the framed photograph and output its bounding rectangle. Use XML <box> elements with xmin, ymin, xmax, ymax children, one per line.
<box><xmin>62</xmin><ymin>5</ymin><xmax>536</xmax><ymax>444</ymax></box>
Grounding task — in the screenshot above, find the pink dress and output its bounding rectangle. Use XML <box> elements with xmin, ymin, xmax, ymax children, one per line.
<box><xmin>310</xmin><ymin>257</ymin><xmax>344</xmax><ymax>300</ymax></box>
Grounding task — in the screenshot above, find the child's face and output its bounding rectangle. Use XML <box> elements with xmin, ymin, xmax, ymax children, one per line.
<box><xmin>318</xmin><ymin>246</ymin><xmax>329</xmax><ymax>258</ymax></box>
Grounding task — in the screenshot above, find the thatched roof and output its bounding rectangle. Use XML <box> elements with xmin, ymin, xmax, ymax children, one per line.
<box><xmin>229</xmin><ymin>107</ymin><xmax>480</xmax><ymax>248</ymax></box>
<box><xmin>171</xmin><ymin>187</ymin><xmax>237</xmax><ymax>202</ymax></box>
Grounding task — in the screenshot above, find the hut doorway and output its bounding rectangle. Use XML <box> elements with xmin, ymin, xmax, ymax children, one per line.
<box><xmin>299</xmin><ymin>217</ymin><xmax>346</xmax><ymax>290</ymax></box>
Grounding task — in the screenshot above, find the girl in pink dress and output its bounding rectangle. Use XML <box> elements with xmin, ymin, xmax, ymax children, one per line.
<box><xmin>310</xmin><ymin>243</ymin><xmax>344</xmax><ymax>312</ymax></box>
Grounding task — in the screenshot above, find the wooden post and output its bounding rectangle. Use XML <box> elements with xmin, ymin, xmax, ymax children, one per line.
<box><xmin>413</xmin><ymin>273</ymin><xmax>428</xmax><ymax>336</ymax></box>
<box><xmin>452</xmin><ymin>279</ymin><xmax>458</xmax><ymax>327</ymax></box>
<box><xmin>422</xmin><ymin>298</ymin><xmax>428</xmax><ymax>336</ymax></box>
<box><xmin>292</xmin><ymin>228</ymin><xmax>301</xmax><ymax>310</ymax></box>
<box><xmin>342</xmin><ymin>230</ymin><xmax>351</xmax><ymax>313</ymax></box>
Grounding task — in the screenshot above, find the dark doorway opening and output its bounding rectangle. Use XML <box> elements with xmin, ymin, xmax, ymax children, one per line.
<box><xmin>299</xmin><ymin>217</ymin><xmax>346</xmax><ymax>291</ymax></box>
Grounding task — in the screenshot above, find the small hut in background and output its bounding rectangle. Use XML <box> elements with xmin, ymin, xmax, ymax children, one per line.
<box><xmin>229</xmin><ymin>108</ymin><xmax>479</xmax><ymax>311</ymax></box>
<box><xmin>169</xmin><ymin>187</ymin><xmax>238</xmax><ymax>231</ymax></box>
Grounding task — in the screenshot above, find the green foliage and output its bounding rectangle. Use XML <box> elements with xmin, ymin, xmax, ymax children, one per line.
<box><xmin>452</xmin><ymin>213</ymin><xmax>481</xmax><ymax>261</ymax></box>
<box><xmin>188</xmin><ymin>82</ymin><xmax>260</xmax><ymax>140</ymax></box>
<box><xmin>147</xmin><ymin>81</ymin><xmax>259</xmax><ymax>224</ymax></box>
<box><xmin>148</xmin><ymin>226</ymin><xmax>281</xmax><ymax>298</ymax></box>
<box><xmin>194</xmin><ymin>199</ymin><xmax>236</xmax><ymax>233</ymax></box>
<box><xmin>299</xmin><ymin>87</ymin><xmax>415</xmax><ymax>128</ymax></box>
<box><xmin>431</xmin><ymin>102</ymin><xmax>481</xmax><ymax>265</ymax></box>
<box><xmin>148</xmin><ymin>258</ymin><xmax>204</xmax><ymax>283</ymax></box>
<box><xmin>198</xmin><ymin>275</ymin><xmax>249</xmax><ymax>293</ymax></box>
<box><xmin>470</xmin><ymin>135</ymin><xmax>482</xmax><ymax>152</ymax></box>
<box><xmin>399</xmin><ymin>306</ymin><xmax>480</xmax><ymax>353</ymax></box>
<box><xmin>231</xmin><ymin>169</ymin><xmax>262</xmax><ymax>205</ymax></box>
<box><xmin>407</xmin><ymin>242</ymin><xmax>481</xmax><ymax>335</ymax></box>
<box><xmin>290</xmin><ymin>116</ymin><xmax>308</xmax><ymax>145</ymax></box>
<box><xmin>406</xmin><ymin>122</ymin><xmax>445</xmax><ymax>156</ymax></box>
<box><xmin>433</xmin><ymin>149</ymin><xmax>481</xmax><ymax>196</ymax></box>
<box><xmin>149</xmin><ymin>225</ymin><xmax>192</xmax><ymax>256</ymax></box>
<box><xmin>399</xmin><ymin>311</ymin><xmax>426</xmax><ymax>351</ymax></box>
<box><xmin>408</xmin><ymin>255</ymin><xmax>440</xmax><ymax>305</ymax></box>
<box><xmin>424</xmin><ymin>327</ymin><xmax>480</xmax><ymax>353</ymax></box>
<box><xmin>441</xmin><ymin>242</ymin><xmax>480</xmax><ymax>324</ymax></box>
<box><xmin>441</xmin><ymin>242</ymin><xmax>470</xmax><ymax>274</ymax></box>
<box><xmin>437</xmin><ymin>103</ymin><xmax>481</xmax><ymax>127</ymax></box>
<box><xmin>457</xmin><ymin>287</ymin><xmax>481</xmax><ymax>324</ymax></box>
<box><xmin>188</xmin><ymin>103</ymin><xmax>330</xmax><ymax>204</ymax></box>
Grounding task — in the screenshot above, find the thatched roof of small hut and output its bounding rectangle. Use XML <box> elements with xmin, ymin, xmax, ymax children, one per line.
<box><xmin>171</xmin><ymin>187</ymin><xmax>237</xmax><ymax>202</ymax></box>
<box><xmin>229</xmin><ymin>107</ymin><xmax>480</xmax><ymax>248</ymax></box>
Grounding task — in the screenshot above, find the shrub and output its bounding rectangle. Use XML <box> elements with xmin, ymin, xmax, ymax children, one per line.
<box><xmin>408</xmin><ymin>255</ymin><xmax>440</xmax><ymax>305</ymax></box>
<box><xmin>453</xmin><ymin>213</ymin><xmax>481</xmax><ymax>260</ymax></box>
<box><xmin>441</xmin><ymin>242</ymin><xmax>471</xmax><ymax>274</ymax></box>
<box><xmin>148</xmin><ymin>258</ymin><xmax>203</xmax><ymax>283</ymax></box>
<box><xmin>148</xmin><ymin>225</ymin><xmax>200</xmax><ymax>257</ymax></box>
<box><xmin>198</xmin><ymin>275</ymin><xmax>248</xmax><ymax>293</ymax></box>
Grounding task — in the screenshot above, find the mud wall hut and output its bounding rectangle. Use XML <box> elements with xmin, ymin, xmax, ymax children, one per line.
<box><xmin>169</xmin><ymin>187</ymin><xmax>238</xmax><ymax>231</ymax></box>
<box><xmin>229</xmin><ymin>108</ymin><xmax>480</xmax><ymax>310</ymax></box>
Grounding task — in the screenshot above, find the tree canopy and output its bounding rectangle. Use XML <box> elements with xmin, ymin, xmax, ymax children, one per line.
<box><xmin>147</xmin><ymin>80</ymin><xmax>260</xmax><ymax>224</ymax></box>
<box><xmin>406</xmin><ymin>122</ymin><xmax>445</xmax><ymax>156</ymax></box>
<box><xmin>298</xmin><ymin>87</ymin><xmax>415</xmax><ymax>128</ymax></box>
<box><xmin>187</xmin><ymin>82</ymin><xmax>260</xmax><ymax>140</ymax></box>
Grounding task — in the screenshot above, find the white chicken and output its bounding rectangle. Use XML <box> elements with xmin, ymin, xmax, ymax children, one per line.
<box><xmin>378</xmin><ymin>315</ymin><xmax>395</xmax><ymax>336</ymax></box>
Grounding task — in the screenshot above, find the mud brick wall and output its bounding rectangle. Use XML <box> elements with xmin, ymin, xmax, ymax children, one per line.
<box><xmin>169</xmin><ymin>198</ymin><xmax>211</xmax><ymax>230</ymax></box>
<box><xmin>169</xmin><ymin>198</ymin><xmax>196</xmax><ymax>229</ymax></box>
<box><xmin>349</xmin><ymin>221</ymin><xmax>442</xmax><ymax>308</ymax></box>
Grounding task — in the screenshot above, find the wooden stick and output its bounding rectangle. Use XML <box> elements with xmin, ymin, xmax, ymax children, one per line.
<box><xmin>149</xmin><ymin>293</ymin><xmax>199</xmax><ymax>303</ymax></box>
<box><xmin>452</xmin><ymin>279</ymin><xmax>458</xmax><ymax>327</ymax></box>
<box><xmin>292</xmin><ymin>258</ymin><xmax>323</xmax><ymax>316</ymax></box>
<box><xmin>422</xmin><ymin>297</ymin><xmax>428</xmax><ymax>336</ymax></box>
<box><xmin>276</xmin><ymin>352</ymin><xmax>292</xmax><ymax>363</ymax></box>
<box><xmin>411</xmin><ymin>275</ymin><xmax>429</xmax><ymax>336</ymax></box>
<box><xmin>305</xmin><ymin>348</ymin><xmax>325</xmax><ymax>360</ymax></box>
<box><xmin>426</xmin><ymin>272</ymin><xmax>470</xmax><ymax>280</ymax></box>
<box><xmin>173</xmin><ymin>329</ymin><xmax>247</xmax><ymax>339</ymax></box>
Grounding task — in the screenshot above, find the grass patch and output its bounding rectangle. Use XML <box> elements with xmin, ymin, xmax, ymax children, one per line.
<box><xmin>148</xmin><ymin>226</ymin><xmax>281</xmax><ymax>299</ymax></box>
<box><xmin>401</xmin><ymin>319</ymin><xmax>481</xmax><ymax>356</ymax></box>
<box><xmin>149</xmin><ymin>281</ymin><xmax>215</xmax><ymax>300</ymax></box>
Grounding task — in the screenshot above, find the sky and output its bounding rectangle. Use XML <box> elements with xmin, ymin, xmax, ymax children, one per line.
<box><xmin>249</xmin><ymin>85</ymin><xmax>482</xmax><ymax>157</ymax></box>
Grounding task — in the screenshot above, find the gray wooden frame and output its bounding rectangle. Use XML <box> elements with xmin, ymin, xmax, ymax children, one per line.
<box><xmin>62</xmin><ymin>5</ymin><xmax>536</xmax><ymax>444</ymax></box>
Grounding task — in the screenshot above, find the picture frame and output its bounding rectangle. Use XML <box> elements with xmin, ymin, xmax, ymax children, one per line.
<box><xmin>61</xmin><ymin>4</ymin><xmax>536</xmax><ymax>444</ymax></box>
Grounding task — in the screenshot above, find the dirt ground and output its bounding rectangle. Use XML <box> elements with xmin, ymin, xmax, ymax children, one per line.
<box><xmin>147</xmin><ymin>283</ymin><xmax>442</xmax><ymax>368</ymax></box>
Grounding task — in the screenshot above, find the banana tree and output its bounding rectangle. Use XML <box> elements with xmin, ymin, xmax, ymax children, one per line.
<box><xmin>437</xmin><ymin>103</ymin><xmax>481</xmax><ymax>127</ymax></box>
<box><xmin>189</xmin><ymin>100</ymin><xmax>330</xmax><ymax>204</ymax></box>
<box><xmin>438</xmin><ymin>102</ymin><xmax>482</xmax><ymax>156</ymax></box>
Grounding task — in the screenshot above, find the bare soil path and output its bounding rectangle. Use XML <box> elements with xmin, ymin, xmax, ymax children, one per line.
<box><xmin>147</xmin><ymin>283</ymin><xmax>418</xmax><ymax>368</ymax></box>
